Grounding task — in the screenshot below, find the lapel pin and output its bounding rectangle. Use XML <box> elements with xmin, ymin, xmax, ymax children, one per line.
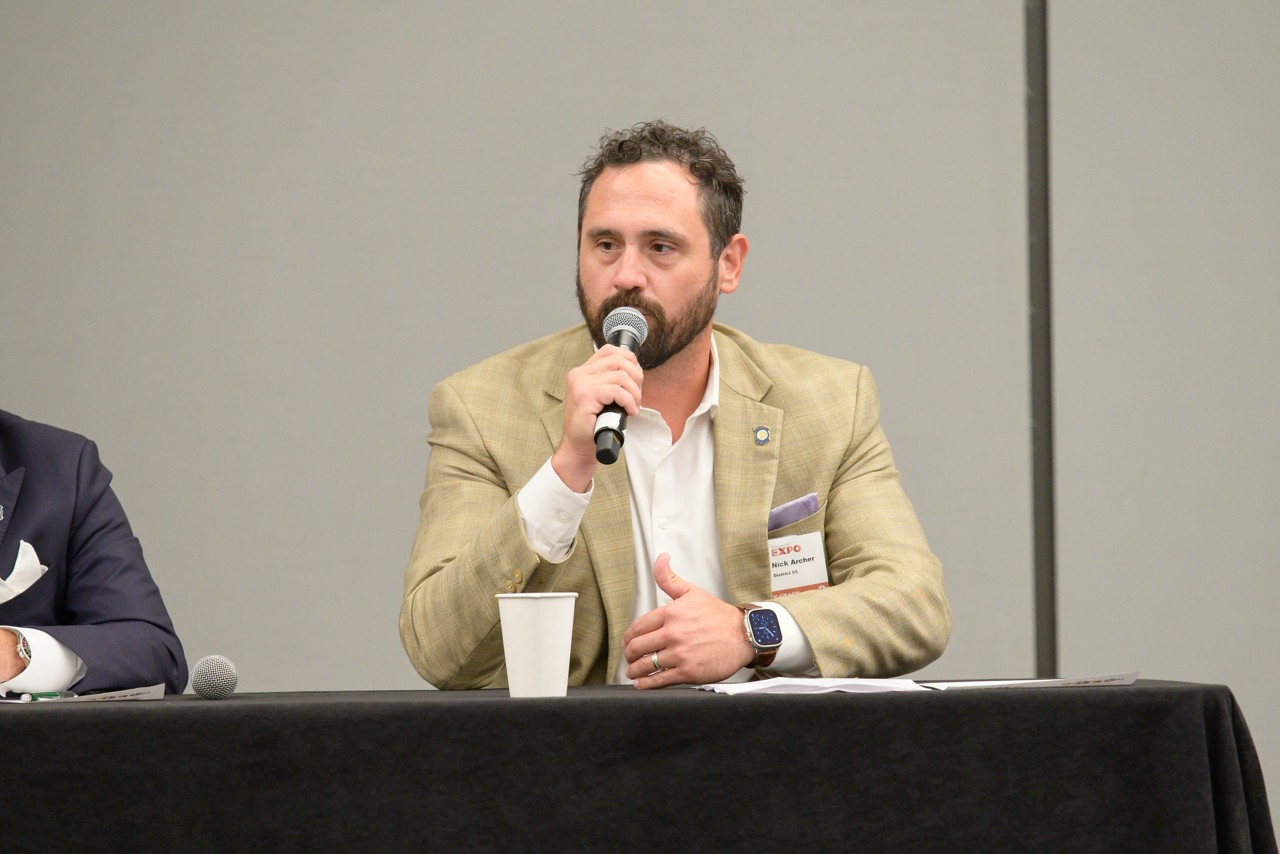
<box><xmin>753</xmin><ymin>426</ymin><xmax>771</xmax><ymax>445</ymax></box>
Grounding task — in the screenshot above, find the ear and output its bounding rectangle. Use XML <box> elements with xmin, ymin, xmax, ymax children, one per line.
<box><xmin>716</xmin><ymin>233</ymin><xmax>749</xmax><ymax>295</ymax></box>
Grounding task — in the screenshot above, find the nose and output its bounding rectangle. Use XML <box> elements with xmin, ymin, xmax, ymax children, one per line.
<box><xmin>611</xmin><ymin>245</ymin><xmax>647</xmax><ymax>292</ymax></box>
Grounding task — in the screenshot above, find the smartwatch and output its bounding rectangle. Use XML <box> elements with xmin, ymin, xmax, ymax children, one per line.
<box><xmin>736</xmin><ymin>604</ymin><xmax>783</xmax><ymax>669</ymax></box>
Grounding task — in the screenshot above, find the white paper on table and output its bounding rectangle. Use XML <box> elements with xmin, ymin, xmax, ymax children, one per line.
<box><xmin>917</xmin><ymin>671</ymin><xmax>1140</xmax><ymax>691</ymax></box>
<box><xmin>65</xmin><ymin>684</ymin><xmax>166</xmax><ymax>701</ymax></box>
<box><xmin>0</xmin><ymin>684</ymin><xmax>165</xmax><ymax>704</ymax></box>
<box><xmin>697</xmin><ymin>677</ymin><xmax>931</xmax><ymax>695</ymax></box>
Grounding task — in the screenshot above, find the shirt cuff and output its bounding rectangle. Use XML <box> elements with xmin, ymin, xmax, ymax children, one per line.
<box><xmin>754</xmin><ymin>602</ymin><xmax>819</xmax><ymax>676</ymax></box>
<box><xmin>0</xmin><ymin>627</ymin><xmax>87</xmax><ymax>694</ymax></box>
<box><xmin>516</xmin><ymin>458</ymin><xmax>592</xmax><ymax>563</ymax></box>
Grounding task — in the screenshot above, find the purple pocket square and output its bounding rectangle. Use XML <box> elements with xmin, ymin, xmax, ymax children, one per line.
<box><xmin>767</xmin><ymin>493</ymin><xmax>820</xmax><ymax>533</ymax></box>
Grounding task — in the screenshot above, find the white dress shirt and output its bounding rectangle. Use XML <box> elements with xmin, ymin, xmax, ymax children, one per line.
<box><xmin>0</xmin><ymin>627</ymin><xmax>86</xmax><ymax>695</ymax></box>
<box><xmin>517</xmin><ymin>338</ymin><xmax>816</xmax><ymax>684</ymax></box>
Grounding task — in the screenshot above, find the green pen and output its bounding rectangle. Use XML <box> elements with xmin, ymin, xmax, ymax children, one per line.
<box><xmin>19</xmin><ymin>691</ymin><xmax>77</xmax><ymax>702</ymax></box>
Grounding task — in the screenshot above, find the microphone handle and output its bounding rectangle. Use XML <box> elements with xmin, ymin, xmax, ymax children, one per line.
<box><xmin>592</xmin><ymin>322</ymin><xmax>642</xmax><ymax>465</ymax></box>
<box><xmin>594</xmin><ymin>403</ymin><xmax>627</xmax><ymax>464</ymax></box>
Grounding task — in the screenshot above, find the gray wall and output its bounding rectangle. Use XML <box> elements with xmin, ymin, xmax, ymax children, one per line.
<box><xmin>1051</xmin><ymin>1</ymin><xmax>1280</xmax><ymax>823</ymax></box>
<box><xmin>1</xmin><ymin>1</ymin><xmax>1031</xmax><ymax>691</ymax></box>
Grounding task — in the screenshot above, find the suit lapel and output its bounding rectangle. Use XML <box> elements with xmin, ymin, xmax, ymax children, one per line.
<box><xmin>713</xmin><ymin>330</ymin><xmax>782</xmax><ymax>603</ymax></box>
<box><xmin>581</xmin><ymin>459</ymin><xmax>634</xmax><ymax>682</ymax></box>
<box><xmin>0</xmin><ymin>466</ymin><xmax>24</xmax><ymax>563</ymax></box>
<box><xmin>540</xmin><ymin>330</ymin><xmax>636</xmax><ymax>682</ymax></box>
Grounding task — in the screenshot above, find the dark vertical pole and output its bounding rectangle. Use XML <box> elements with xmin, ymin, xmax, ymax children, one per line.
<box><xmin>1026</xmin><ymin>0</ymin><xmax>1058</xmax><ymax>678</ymax></box>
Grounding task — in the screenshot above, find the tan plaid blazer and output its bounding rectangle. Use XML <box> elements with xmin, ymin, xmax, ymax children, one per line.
<box><xmin>401</xmin><ymin>323</ymin><xmax>950</xmax><ymax>688</ymax></box>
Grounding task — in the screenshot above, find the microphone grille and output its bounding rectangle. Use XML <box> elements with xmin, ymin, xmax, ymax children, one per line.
<box><xmin>602</xmin><ymin>306</ymin><xmax>649</xmax><ymax>346</ymax></box>
<box><xmin>191</xmin><ymin>654</ymin><xmax>239</xmax><ymax>700</ymax></box>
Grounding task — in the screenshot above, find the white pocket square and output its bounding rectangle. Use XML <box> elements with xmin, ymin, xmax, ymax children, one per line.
<box><xmin>0</xmin><ymin>540</ymin><xmax>48</xmax><ymax>604</ymax></box>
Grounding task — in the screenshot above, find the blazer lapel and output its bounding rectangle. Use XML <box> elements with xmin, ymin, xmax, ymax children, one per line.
<box><xmin>539</xmin><ymin>329</ymin><xmax>636</xmax><ymax>681</ymax></box>
<box><xmin>713</xmin><ymin>330</ymin><xmax>782</xmax><ymax>604</ymax></box>
<box><xmin>0</xmin><ymin>466</ymin><xmax>24</xmax><ymax>562</ymax></box>
<box><xmin>581</xmin><ymin>459</ymin><xmax>634</xmax><ymax>682</ymax></box>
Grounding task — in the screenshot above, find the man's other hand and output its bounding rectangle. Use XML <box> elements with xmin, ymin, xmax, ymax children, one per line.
<box><xmin>622</xmin><ymin>553</ymin><xmax>754</xmax><ymax>689</ymax></box>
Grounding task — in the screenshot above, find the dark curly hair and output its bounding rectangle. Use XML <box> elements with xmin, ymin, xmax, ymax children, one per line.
<box><xmin>577</xmin><ymin>119</ymin><xmax>745</xmax><ymax>258</ymax></box>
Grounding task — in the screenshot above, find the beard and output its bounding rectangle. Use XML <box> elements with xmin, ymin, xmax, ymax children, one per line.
<box><xmin>577</xmin><ymin>269</ymin><xmax>720</xmax><ymax>371</ymax></box>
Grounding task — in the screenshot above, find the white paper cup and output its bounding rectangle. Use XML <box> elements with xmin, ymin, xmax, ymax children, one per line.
<box><xmin>496</xmin><ymin>592</ymin><xmax>578</xmax><ymax>698</ymax></box>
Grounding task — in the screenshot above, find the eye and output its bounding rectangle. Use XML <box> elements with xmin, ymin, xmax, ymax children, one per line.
<box><xmin>651</xmin><ymin>242</ymin><xmax>674</xmax><ymax>254</ymax></box>
<box><xmin>597</xmin><ymin>239</ymin><xmax>618</xmax><ymax>252</ymax></box>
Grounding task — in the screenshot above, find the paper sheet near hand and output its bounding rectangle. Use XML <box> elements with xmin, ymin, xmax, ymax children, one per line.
<box><xmin>697</xmin><ymin>672</ymin><xmax>1140</xmax><ymax>695</ymax></box>
<box><xmin>698</xmin><ymin>677</ymin><xmax>931</xmax><ymax>695</ymax></box>
<box><xmin>1</xmin><ymin>684</ymin><xmax>165</xmax><ymax>704</ymax></box>
<box><xmin>918</xmin><ymin>672</ymin><xmax>1139</xmax><ymax>690</ymax></box>
<box><xmin>0</xmin><ymin>541</ymin><xmax>48</xmax><ymax>604</ymax></box>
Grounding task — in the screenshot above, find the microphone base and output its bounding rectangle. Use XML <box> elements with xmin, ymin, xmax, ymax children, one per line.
<box><xmin>595</xmin><ymin>429</ymin><xmax>623</xmax><ymax>465</ymax></box>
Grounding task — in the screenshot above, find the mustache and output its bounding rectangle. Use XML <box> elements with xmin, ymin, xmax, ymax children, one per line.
<box><xmin>593</xmin><ymin>290</ymin><xmax>667</xmax><ymax>331</ymax></box>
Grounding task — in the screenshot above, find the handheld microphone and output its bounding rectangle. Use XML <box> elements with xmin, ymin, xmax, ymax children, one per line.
<box><xmin>191</xmin><ymin>654</ymin><xmax>239</xmax><ymax>700</ymax></box>
<box><xmin>593</xmin><ymin>306</ymin><xmax>649</xmax><ymax>465</ymax></box>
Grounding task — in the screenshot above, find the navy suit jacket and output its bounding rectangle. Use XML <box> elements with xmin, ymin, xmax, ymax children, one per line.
<box><xmin>0</xmin><ymin>410</ymin><xmax>187</xmax><ymax>694</ymax></box>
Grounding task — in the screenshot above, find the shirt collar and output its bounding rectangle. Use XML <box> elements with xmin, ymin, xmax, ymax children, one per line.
<box><xmin>696</xmin><ymin>334</ymin><xmax>720</xmax><ymax>420</ymax></box>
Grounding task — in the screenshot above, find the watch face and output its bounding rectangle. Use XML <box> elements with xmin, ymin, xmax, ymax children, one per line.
<box><xmin>748</xmin><ymin>609</ymin><xmax>783</xmax><ymax>648</ymax></box>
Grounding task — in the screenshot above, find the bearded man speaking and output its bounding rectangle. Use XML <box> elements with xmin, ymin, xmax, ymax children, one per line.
<box><xmin>400</xmin><ymin>120</ymin><xmax>950</xmax><ymax>690</ymax></box>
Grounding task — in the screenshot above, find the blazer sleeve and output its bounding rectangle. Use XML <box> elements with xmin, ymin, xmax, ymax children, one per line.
<box><xmin>777</xmin><ymin>366</ymin><xmax>951</xmax><ymax>677</ymax></box>
<box><xmin>38</xmin><ymin>439</ymin><xmax>188</xmax><ymax>694</ymax></box>
<box><xmin>399</xmin><ymin>378</ymin><xmax>560</xmax><ymax>689</ymax></box>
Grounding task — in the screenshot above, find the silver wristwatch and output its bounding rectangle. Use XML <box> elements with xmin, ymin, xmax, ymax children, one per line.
<box><xmin>13</xmin><ymin>630</ymin><xmax>32</xmax><ymax>666</ymax></box>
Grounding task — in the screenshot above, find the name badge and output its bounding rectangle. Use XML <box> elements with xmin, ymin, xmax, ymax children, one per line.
<box><xmin>768</xmin><ymin>531</ymin><xmax>828</xmax><ymax>597</ymax></box>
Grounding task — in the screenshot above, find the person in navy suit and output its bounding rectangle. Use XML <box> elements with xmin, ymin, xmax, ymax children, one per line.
<box><xmin>0</xmin><ymin>409</ymin><xmax>187</xmax><ymax>695</ymax></box>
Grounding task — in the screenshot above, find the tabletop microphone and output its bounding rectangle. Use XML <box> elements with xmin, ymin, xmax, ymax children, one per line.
<box><xmin>594</xmin><ymin>306</ymin><xmax>649</xmax><ymax>465</ymax></box>
<box><xmin>191</xmin><ymin>654</ymin><xmax>239</xmax><ymax>700</ymax></box>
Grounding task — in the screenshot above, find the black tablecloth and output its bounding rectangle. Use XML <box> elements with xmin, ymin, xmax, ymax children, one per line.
<box><xmin>5</xmin><ymin>680</ymin><xmax>1275</xmax><ymax>852</ymax></box>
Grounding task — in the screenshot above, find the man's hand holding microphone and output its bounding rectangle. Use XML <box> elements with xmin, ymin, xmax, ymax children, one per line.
<box><xmin>552</xmin><ymin>307</ymin><xmax>649</xmax><ymax>492</ymax></box>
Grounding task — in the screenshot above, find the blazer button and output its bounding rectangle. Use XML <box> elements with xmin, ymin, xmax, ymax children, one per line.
<box><xmin>505</xmin><ymin>581</ymin><xmax>517</xmax><ymax>593</ymax></box>
<box><xmin>514</xmin><ymin>571</ymin><xmax>524</xmax><ymax>583</ymax></box>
